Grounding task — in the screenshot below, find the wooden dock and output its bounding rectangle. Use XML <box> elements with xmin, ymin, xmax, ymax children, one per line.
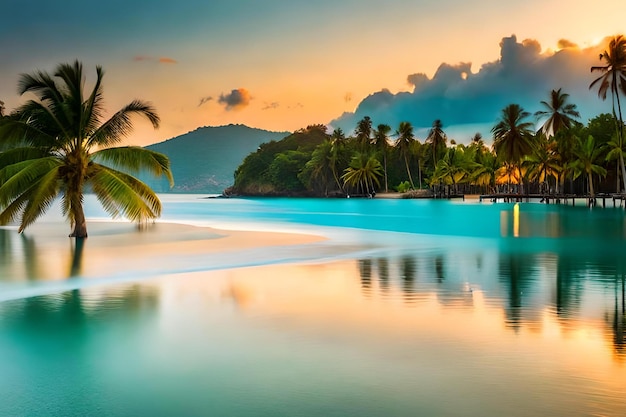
<box><xmin>479</xmin><ymin>193</ymin><xmax>626</xmax><ymax>208</ymax></box>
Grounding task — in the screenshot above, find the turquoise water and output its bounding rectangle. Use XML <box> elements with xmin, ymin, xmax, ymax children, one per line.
<box><xmin>1</xmin><ymin>195</ymin><xmax>626</xmax><ymax>416</ymax></box>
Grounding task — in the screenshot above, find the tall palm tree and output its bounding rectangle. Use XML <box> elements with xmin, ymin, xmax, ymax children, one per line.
<box><xmin>535</xmin><ymin>88</ymin><xmax>580</xmax><ymax>139</ymax></box>
<box><xmin>329</xmin><ymin>128</ymin><xmax>346</xmax><ymax>192</ymax></box>
<box><xmin>570</xmin><ymin>135</ymin><xmax>607</xmax><ymax>198</ymax></box>
<box><xmin>492</xmin><ymin>104</ymin><xmax>535</xmax><ymax>193</ymax></box>
<box><xmin>355</xmin><ymin>116</ymin><xmax>373</xmax><ymax>152</ymax></box>
<box><xmin>395</xmin><ymin>121</ymin><xmax>415</xmax><ymax>189</ymax></box>
<box><xmin>590</xmin><ymin>35</ymin><xmax>626</xmax><ymax>192</ymax></box>
<box><xmin>342</xmin><ymin>152</ymin><xmax>382</xmax><ymax>197</ymax></box>
<box><xmin>0</xmin><ymin>61</ymin><xmax>173</xmax><ymax>238</ymax></box>
<box><xmin>373</xmin><ymin>123</ymin><xmax>391</xmax><ymax>192</ymax></box>
<box><xmin>426</xmin><ymin>119</ymin><xmax>447</xmax><ymax>165</ymax></box>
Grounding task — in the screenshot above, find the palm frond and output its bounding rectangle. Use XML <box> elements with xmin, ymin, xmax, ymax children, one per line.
<box><xmin>88</xmin><ymin>165</ymin><xmax>162</xmax><ymax>221</ymax></box>
<box><xmin>18</xmin><ymin>167</ymin><xmax>62</xmax><ymax>232</ymax></box>
<box><xmin>0</xmin><ymin>157</ymin><xmax>61</xmax><ymax>205</ymax></box>
<box><xmin>91</xmin><ymin>146</ymin><xmax>174</xmax><ymax>186</ymax></box>
<box><xmin>0</xmin><ymin>147</ymin><xmax>51</xmax><ymax>168</ymax></box>
<box><xmin>88</xmin><ymin>100</ymin><xmax>160</xmax><ymax>148</ymax></box>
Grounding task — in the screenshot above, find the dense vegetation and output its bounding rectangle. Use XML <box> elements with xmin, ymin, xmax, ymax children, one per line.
<box><xmin>230</xmin><ymin>35</ymin><xmax>626</xmax><ymax>199</ymax></box>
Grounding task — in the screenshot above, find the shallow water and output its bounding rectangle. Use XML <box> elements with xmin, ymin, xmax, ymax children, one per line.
<box><xmin>1</xmin><ymin>195</ymin><xmax>626</xmax><ymax>416</ymax></box>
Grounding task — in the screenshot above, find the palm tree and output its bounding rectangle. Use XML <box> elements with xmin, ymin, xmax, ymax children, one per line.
<box><xmin>0</xmin><ymin>61</ymin><xmax>173</xmax><ymax>238</ymax></box>
<box><xmin>570</xmin><ymin>135</ymin><xmax>607</xmax><ymax>198</ymax></box>
<box><xmin>329</xmin><ymin>128</ymin><xmax>346</xmax><ymax>192</ymax></box>
<box><xmin>523</xmin><ymin>139</ymin><xmax>561</xmax><ymax>193</ymax></box>
<box><xmin>431</xmin><ymin>146</ymin><xmax>473</xmax><ymax>195</ymax></box>
<box><xmin>535</xmin><ymin>89</ymin><xmax>580</xmax><ymax>139</ymax></box>
<box><xmin>590</xmin><ymin>35</ymin><xmax>626</xmax><ymax>192</ymax></box>
<box><xmin>373</xmin><ymin>123</ymin><xmax>391</xmax><ymax>192</ymax></box>
<box><xmin>471</xmin><ymin>151</ymin><xmax>500</xmax><ymax>194</ymax></box>
<box><xmin>0</xmin><ymin>100</ymin><xmax>5</xmax><ymax>117</ymax></box>
<box><xmin>304</xmin><ymin>139</ymin><xmax>336</xmax><ymax>196</ymax></box>
<box><xmin>492</xmin><ymin>104</ymin><xmax>535</xmax><ymax>193</ymax></box>
<box><xmin>426</xmin><ymin>119</ymin><xmax>447</xmax><ymax>165</ymax></box>
<box><xmin>342</xmin><ymin>152</ymin><xmax>382</xmax><ymax>197</ymax></box>
<box><xmin>355</xmin><ymin>116</ymin><xmax>373</xmax><ymax>152</ymax></box>
<box><xmin>395</xmin><ymin>121</ymin><xmax>415</xmax><ymax>189</ymax></box>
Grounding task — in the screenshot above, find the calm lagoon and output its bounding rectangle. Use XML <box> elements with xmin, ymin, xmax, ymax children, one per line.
<box><xmin>1</xmin><ymin>195</ymin><xmax>626</xmax><ymax>416</ymax></box>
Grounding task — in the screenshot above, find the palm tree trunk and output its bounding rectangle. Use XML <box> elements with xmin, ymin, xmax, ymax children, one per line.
<box><xmin>588</xmin><ymin>172</ymin><xmax>595</xmax><ymax>198</ymax></box>
<box><xmin>404</xmin><ymin>156</ymin><xmax>415</xmax><ymax>189</ymax></box>
<box><xmin>617</xmin><ymin>150</ymin><xmax>626</xmax><ymax>193</ymax></box>
<box><xmin>418</xmin><ymin>158</ymin><xmax>422</xmax><ymax>189</ymax></box>
<box><xmin>383</xmin><ymin>154</ymin><xmax>388</xmax><ymax>192</ymax></box>
<box><xmin>609</xmin><ymin>79</ymin><xmax>626</xmax><ymax>193</ymax></box>
<box><xmin>70</xmin><ymin>204</ymin><xmax>88</xmax><ymax>238</ymax></box>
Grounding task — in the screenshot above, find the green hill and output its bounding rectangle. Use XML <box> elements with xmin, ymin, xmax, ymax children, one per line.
<box><xmin>142</xmin><ymin>124</ymin><xmax>289</xmax><ymax>194</ymax></box>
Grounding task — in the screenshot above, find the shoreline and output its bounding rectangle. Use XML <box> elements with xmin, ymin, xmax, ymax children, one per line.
<box><xmin>0</xmin><ymin>220</ymin><xmax>329</xmax><ymax>302</ymax></box>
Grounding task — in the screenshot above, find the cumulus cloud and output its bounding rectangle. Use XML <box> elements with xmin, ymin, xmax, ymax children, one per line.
<box><xmin>218</xmin><ymin>88</ymin><xmax>252</xmax><ymax>110</ymax></box>
<box><xmin>331</xmin><ymin>34</ymin><xmax>607</xmax><ymax>143</ymax></box>
<box><xmin>557</xmin><ymin>39</ymin><xmax>578</xmax><ymax>49</ymax></box>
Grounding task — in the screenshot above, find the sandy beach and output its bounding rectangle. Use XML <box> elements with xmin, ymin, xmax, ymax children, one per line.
<box><xmin>0</xmin><ymin>220</ymin><xmax>328</xmax><ymax>301</ymax></box>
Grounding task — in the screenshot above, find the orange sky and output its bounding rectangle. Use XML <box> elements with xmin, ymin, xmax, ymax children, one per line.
<box><xmin>1</xmin><ymin>0</ymin><xmax>625</xmax><ymax>146</ymax></box>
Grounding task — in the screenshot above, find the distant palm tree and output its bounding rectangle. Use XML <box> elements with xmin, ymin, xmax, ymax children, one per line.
<box><xmin>523</xmin><ymin>139</ymin><xmax>561</xmax><ymax>192</ymax></box>
<box><xmin>342</xmin><ymin>152</ymin><xmax>382</xmax><ymax>196</ymax></box>
<box><xmin>395</xmin><ymin>121</ymin><xmax>416</xmax><ymax>189</ymax></box>
<box><xmin>570</xmin><ymin>135</ymin><xmax>607</xmax><ymax>198</ymax></box>
<box><xmin>426</xmin><ymin>119</ymin><xmax>447</xmax><ymax>165</ymax></box>
<box><xmin>355</xmin><ymin>116</ymin><xmax>373</xmax><ymax>152</ymax></box>
<box><xmin>329</xmin><ymin>128</ymin><xmax>346</xmax><ymax>192</ymax></box>
<box><xmin>590</xmin><ymin>35</ymin><xmax>626</xmax><ymax>192</ymax></box>
<box><xmin>0</xmin><ymin>100</ymin><xmax>5</xmax><ymax>117</ymax></box>
<box><xmin>492</xmin><ymin>104</ymin><xmax>535</xmax><ymax>193</ymax></box>
<box><xmin>0</xmin><ymin>61</ymin><xmax>173</xmax><ymax>237</ymax></box>
<box><xmin>535</xmin><ymin>88</ymin><xmax>580</xmax><ymax>138</ymax></box>
<box><xmin>373</xmin><ymin>123</ymin><xmax>391</xmax><ymax>192</ymax></box>
<box><xmin>471</xmin><ymin>152</ymin><xmax>500</xmax><ymax>194</ymax></box>
<box><xmin>431</xmin><ymin>146</ymin><xmax>473</xmax><ymax>194</ymax></box>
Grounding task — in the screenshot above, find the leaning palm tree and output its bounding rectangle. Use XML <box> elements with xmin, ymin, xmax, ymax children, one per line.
<box><xmin>395</xmin><ymin>121</ymin><xmax>416</xmax><ymax>189</ymax></box>
<box><xmin>0</xmin><ymin>61</ymin><xmax>173</xmax><ymax>238</ymax></box>
<box><xmin>491</xmin><ymin>104</ymin><xmax>535</xmax><ymax>193</ymax></box>
<box><xmin>590</xmin><ymin>35</ymin><xmax>626</xmax><ymax>192</ymax></box>
<box><xmin>426</xmin><ymin>119</ymin><xmax>447</xmax><ymax>165</ymax></box>
<box><xmin>373</xmin><ymin>123</ymin><xmax>391</xmax><ymax>192</ymax></box>
<box><xmin>535</xmin><ymin>88</ymin><xmax>580</xmax><ymax>139</ymax></box>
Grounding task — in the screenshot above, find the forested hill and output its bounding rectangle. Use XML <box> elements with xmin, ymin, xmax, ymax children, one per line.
<box><xmin>142</xmin><ymin>124</ymin><xmax>289</xmax><ymax>194</ymax></box>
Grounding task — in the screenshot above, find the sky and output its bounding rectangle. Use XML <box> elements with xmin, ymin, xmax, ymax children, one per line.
<box><xmin>1</xmin><ymin>0</ymin><xmax>625</xmax><ymax>146</ymax></box>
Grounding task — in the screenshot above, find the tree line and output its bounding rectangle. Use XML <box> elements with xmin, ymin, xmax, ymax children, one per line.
<box><xmin>230</xmin><ymin>35</ymin><xmax>626</xmax><ymax>199</ymax></box>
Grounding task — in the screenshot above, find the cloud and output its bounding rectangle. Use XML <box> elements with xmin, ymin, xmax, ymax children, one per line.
<box><xmin>262</xmin><ymin>102</ymin><xmax>280</xmax><ymax>110</ymax></box>
<box><xmin>218</xmin><ymin>88</ymin><xmax>251</xmax><ymax>110</ymax></box>
<box><xmin>133</xmin><ymin>55</ymin><xmax>177</xmax><ymax>64</ymax></box>
<box><xmin>557</xmin><ymin>39</ymin><xmax>578</xmax><ymax>49</ymax></box>
<box><xmin>158</xmin><ymin>57</ymin><xmax>177</xmax><ymax>64</ymax></box>
<box><xmin>331</xmin><ymin>34</ymin><xmax>607</xmax><ymax>143</ymax></box>
<box><xmin>198</xmin><ymin>96</ymin><xmax>213</xmax><ymax>107</ymax></box>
